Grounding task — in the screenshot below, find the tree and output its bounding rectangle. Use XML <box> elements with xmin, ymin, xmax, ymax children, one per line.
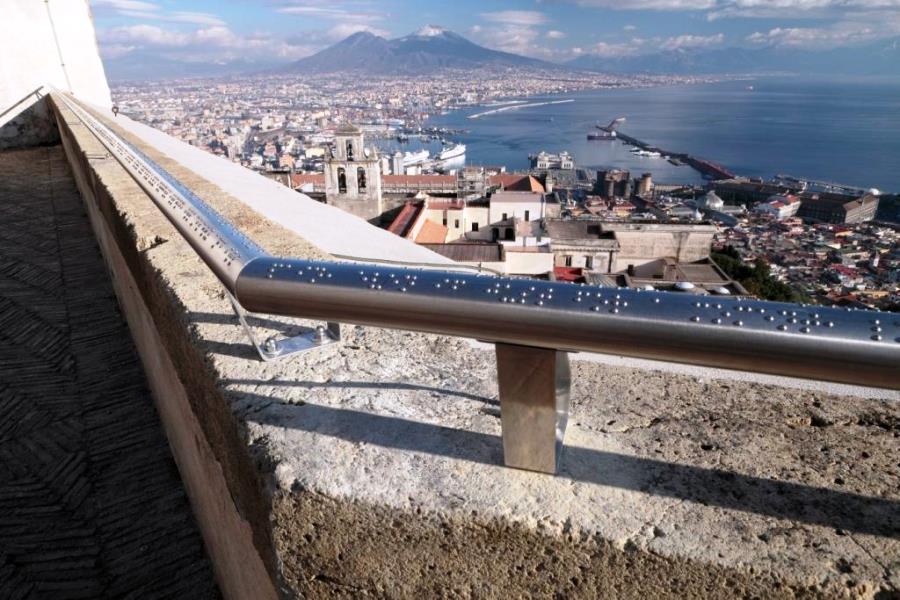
<box><xmin>710</xmin><ymin>252</ymin><xmax>809</xmax><ymax>303</ymax></box>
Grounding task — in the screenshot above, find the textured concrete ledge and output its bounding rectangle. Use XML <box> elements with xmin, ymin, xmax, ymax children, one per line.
<box><xmin>51</xmin><ymin>94</ymin><xmax>900</xmax><ymax>599</ymax></box>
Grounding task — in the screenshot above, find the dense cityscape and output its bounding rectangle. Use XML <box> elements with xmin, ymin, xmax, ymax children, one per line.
<box><xmin>111</xmin><ymin>70</ymin><xmax>899</xmax><ymax>312</ymax></box>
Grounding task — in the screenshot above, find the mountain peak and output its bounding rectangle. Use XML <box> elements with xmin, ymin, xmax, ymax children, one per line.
<box><xmin>414</xmin><ymin>25</ymin><xmax>448</xmax><ymax>37</ymax></box>
<box><xmin>285</xmin><ymin>27</ymin><xmax>550</xmax><ymax>75</ymax></box>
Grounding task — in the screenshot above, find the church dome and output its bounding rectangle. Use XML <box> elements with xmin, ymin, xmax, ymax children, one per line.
<box><xmin>699</xmin><ymin>190</ymin><xmax>724</xmax><ymax>210</ymax></box>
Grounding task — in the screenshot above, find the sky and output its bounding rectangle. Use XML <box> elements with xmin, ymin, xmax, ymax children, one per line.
<box><xmin>90</xmin><ymin>0</ymin><xmax>900</xmax><ymax>69</ymax></box>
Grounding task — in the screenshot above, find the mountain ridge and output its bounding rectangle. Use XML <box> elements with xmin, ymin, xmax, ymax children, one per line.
<box><xmin>284</xmin><ymin>27</ymin><xmax>553</xmax><ymax>74</ymax></box>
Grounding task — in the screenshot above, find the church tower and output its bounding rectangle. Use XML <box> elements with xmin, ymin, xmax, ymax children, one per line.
<box><xmin>324</xmin><ymin>124</ymin><xmax>383</xmax><ymax>220</ymax></box>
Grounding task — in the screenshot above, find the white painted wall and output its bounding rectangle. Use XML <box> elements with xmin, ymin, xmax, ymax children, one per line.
<box><xmin>0</xmin><ymin>0</ymin><xmax>110</xmax><ymax>126</ymax></box>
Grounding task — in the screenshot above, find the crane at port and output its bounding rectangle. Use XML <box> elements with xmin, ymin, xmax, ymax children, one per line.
<box><xmin>587</xmin><ymin>116</ymin><xmax>627</xmax><ymax>141</ymax></box>
<box><xmin>602</xmin><ymin>117</ymin><xmax>626</xmax><ymax>132</ymax></box>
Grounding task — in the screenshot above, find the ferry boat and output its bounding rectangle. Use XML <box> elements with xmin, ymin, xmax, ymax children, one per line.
<box><xmin>438</xmin><ymin>143</ymin><xmax>466</xmax><ymax>162</ymax></box>
<box><xmin>402</xmin><ymin>149</ymin><xmax>430</xmax><ymax>166</ymax></box>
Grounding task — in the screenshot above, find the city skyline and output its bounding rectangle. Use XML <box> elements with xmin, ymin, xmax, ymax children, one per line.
<box><xmin>91</xmin><ymin>0</ymin><xmax>900</xmax><ymax>77</ymax></box>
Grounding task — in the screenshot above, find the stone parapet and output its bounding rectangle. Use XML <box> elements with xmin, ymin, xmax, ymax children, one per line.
<box><xmin>50</xmin><ymin>93</ymin><xmax>900</xmax><ymax>599</ymax></box>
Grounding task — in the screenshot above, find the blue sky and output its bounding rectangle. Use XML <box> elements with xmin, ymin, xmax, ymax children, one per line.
<box><xmin>90</xmin><ymin>0</ymin><xmax>900</xmax><ymax>67</ymax></box>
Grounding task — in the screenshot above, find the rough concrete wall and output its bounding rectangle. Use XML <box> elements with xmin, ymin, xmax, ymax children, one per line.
<box><xmin>613</xmin><ymin>231</ymin><xmax>713</xmax><ymax>270</ymax></box>
<box><xmin>0</xmin><ymin>95</ymin><xmax>60</xmax><ymax>149</ymax></box>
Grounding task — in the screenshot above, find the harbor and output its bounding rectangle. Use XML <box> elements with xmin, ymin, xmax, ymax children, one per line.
<box><xmin>594</xmin><ymin>119</ymin><xmax>736</xmax><ymax>181</ymax></box>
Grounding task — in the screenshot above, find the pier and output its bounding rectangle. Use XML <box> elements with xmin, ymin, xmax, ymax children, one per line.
<box><xmin>608</xmin><ymin>129</ymin><xmax>736</xmax><ymax>180</ymax></box>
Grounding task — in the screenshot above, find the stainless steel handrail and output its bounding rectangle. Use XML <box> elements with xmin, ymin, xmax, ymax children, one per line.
<box><xmin>56</xmin><ymin>93</ymin><xmax>899</xmax><ymax>472</ymax></box>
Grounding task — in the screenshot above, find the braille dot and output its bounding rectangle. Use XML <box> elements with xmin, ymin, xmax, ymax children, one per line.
<box><xmin>778</xmin><ymin>324</ymin><xmax>788</xmax><ymax>331</ymax></box>
<box><xmin>610</xmin><ymin>308</ymin><xmax>619</xmax><ymax>314</ymax></box>
<box><xmin>734</xmin><ymin>320</ymin><xmax>743</xmax><ymax>327</ymax></box>
<box><xmin>691</xmin><ymin>316</ymin><xmax>700</xmax><ymax>322</ymax></box>
<box><xmin>872</xmin><ymin>334</ymin><xmax>882</xmax><ymax>341</ymax></box>
<box><xmin>712</xmin><ymin>318</ymin><xmax>722</xmax><ymax>324</ymax></box>
<box><xmin>800</xmin><ymin>327</ymin><xmax>810</xmax><ymax>333</ymax></box>
<box><xmin>653</xmin><ymin>298</ymin><xmax>660</xmax><ymax>304</ymax></box>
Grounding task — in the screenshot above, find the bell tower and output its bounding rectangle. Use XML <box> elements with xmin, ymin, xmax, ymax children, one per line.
<box><xmin>324</xmin><ymin>124</ymin><xmax>383</xmax><ymax>219</ymax></box>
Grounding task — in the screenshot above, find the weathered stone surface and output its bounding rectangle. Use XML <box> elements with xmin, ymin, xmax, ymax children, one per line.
<box><xmin>52</xmin><ymin>97</ymin><xmax>900</xmax><ymax>599</ymax></box>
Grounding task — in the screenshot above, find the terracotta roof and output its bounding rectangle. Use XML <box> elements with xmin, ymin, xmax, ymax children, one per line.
<box><xmin>383</xmin><ymin>175</ymin><xmax>456</xmax><ymax>185</ymax></box>
<box><xmin>387</xmin><ymin>201</ymin><xmax>423</xmax><ymax>238</ymax></box>
<box><xmin>414</xmin><ymin>220</ymin><xmax>448</xmax><ymax>244</ymax></box>
<box><xmin>290</xmin><ymin>173</ymin><xmax>325</xmax><ymax>187</ymax></box>
<box><xmin>490</xmin><ymin>174</ymin><xmax>545</xmax><ymax>193</ymax></box>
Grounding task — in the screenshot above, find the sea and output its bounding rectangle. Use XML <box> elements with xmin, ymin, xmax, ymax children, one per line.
<box><xmin>412</xmin><ymin>78</ymin><xmax>900</xmax><ymax>193</ymax></box>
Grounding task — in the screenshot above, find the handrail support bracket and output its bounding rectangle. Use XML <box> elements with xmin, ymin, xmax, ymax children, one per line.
<box><xmin>496</xmin><ymin>343</ymin><xmax>571</xmax><ymax>474</ymax></box>
<box><xmin>227</xmin><ymin>293</ymin><xmax>340</xmax><ymax>362</ymax></box>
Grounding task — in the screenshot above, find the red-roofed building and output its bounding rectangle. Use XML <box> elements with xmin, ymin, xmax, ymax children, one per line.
<box><xmin>490</xmin><ymin>174</ymin><xmax>545</xmax><ymax>193</ymax></box>
<box><xmin>290</xmin><ymin>173</ymin><xmax>325</xmax><ymax>192</ymax></box>
<box><xmin>383</xmin><ymin>174</ymin><xmax>456</xmax><ymax>194</ymax></box>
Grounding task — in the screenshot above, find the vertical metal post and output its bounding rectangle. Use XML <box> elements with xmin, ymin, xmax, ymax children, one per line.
<box><xmin>496</xmin><ymin>343</ymin><xmax>570</xmax><ymax>474</ymax></box>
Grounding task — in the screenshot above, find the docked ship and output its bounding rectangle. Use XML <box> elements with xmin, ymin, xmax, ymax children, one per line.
<box><xmin>587</xmin><ymin>130</ymin><xmax>616</xmax><ymax>141</ymax></box>
<box><xmin>401</xmin><ymin>149</ymin><xmax>430</xmax><ymax>167</ymax></box>
<box><xmin>438</xmin><ymin>143</ymin><xmax>466</xmax><ymax>162</ymax></box>
<box><xmin>588</xmin><ymin>117</ymin><xmax>626</xmax><ymax>141</ymax></box>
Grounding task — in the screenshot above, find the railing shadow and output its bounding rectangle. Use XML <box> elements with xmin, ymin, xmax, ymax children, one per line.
<box><xmin>225</xmin><ymin>378</ymin><xmax>498</xmax><ymax>405</ymax></box>
<box><xmin>233</xmin><ymin>389</ymin><xmax>899</xmax><ymax>539</ymax></box>
<box><xmin>189</xmin><ymin>310</ymin><xmax>302</xmax><ymax>335</ymax></box>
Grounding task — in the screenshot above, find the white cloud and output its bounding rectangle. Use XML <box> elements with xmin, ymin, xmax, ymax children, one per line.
<box><xmin>745</xmin><ymin>23</ymin><xmax>879</xmax><ymax>47</ymax></box>
<box><xmin>92</xmin><ymin>0</ymin><xmax>159</xmax><ymax>11</ymax></box>
<box><xmin>479</xmin><ymin>10</ymin><xmax>549</xmax><ymax>26</ymax></box>
<box><xmin>587</xmin><ymin>39</ymin><xmax>646</xmax><ymax>57</ymax></box>
<box><xmin>573</xmin><ymin>0</ymin><xmax>900</xmax><ymax>10</ymax></box>
<box><xmin>100</xmin><ymin>43</ymin><xmax>137</xmax><ymax>59</ymax></box>
<box><xmin>572</xmin><ymin>0</ymin><xmax>716</xmax><ymax>9</ymax></box>
<box><xmin>624</xmin><ymin>24</ymin><xmax>637</xmax><ymax>31</ymax></box>
<box><xmin>90</xmin><ymin>0</ymin><xmax>224</xmax><ymax>26</ymax></box>
<box><xmin>660</xmin><ymin>32</ymin><xmax>725</xmax><ymax>49</ymax></box>
<box><xmin>275</xmin><ymin>1</ymin><xmax>385</xmax><ymax>21</ymax></box>
<box><xmin>99</xmin><ymin>24</ymin><xmax>313</xmax><ymax>62</ymax></box>
<box><xmin>546</xmin><ymin>30</ymin><xmax>567</xmax><ymax>39</ymax></box>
